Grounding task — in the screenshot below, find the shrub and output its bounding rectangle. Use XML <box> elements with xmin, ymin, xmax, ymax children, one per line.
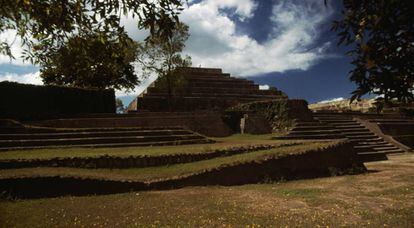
<box><xmin>226</xmin><ymin>99</ymin><xmax>291</xmax><ymax>132</ymax></box>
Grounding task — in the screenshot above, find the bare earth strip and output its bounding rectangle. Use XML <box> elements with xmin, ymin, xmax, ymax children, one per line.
<box><xmin>1</xmin><ymin>153</ymin><xmax>413</xmax><ymax>227</ymax></box>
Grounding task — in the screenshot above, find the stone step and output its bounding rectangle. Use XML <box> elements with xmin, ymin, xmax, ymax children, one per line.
<box><xmin>293</xmin><ymin>121</ymin><xmax>324</xmax><ymax>127</ymax></box>
<box><xmin>348</xmin><ymin>137</ymin><xmax>383</xmax><ymax>143</ymax></box>
<box><xmin>186</xmin><ymin>80</ymin><xmax>254</xmax><ymax>87</ymax></box>
<box><xmin>329</xmin><ymin>121</ymin><xmax>361</xmax><ymax>125</ymax></box>
<box><xmin>346</xmin><ymin>134</ymin><xmax>379</xmax><ymax>140</ymax></box>
<box><xmin>371</xmin><ymin>146</ymin><xmax>400</xmax><ymax>151</ymax></box>
<box><xmin>140</xmin><ymin>95</ymin><xmax>273</xmax><ymax>102</ymax></box>
<box><xmin>188</xmin><ymin>92</ymin><xmax>284</xmax><ymax>98</ymax></box>
<box><xmin>0</xmin><ymin>126</ymin><xmax>186</xmax><ymax>134</ymax></box>
<box><xmin>0</xmin><ymin>138</ymin><xmax>214</xmax><ymax>151</ymax></box>
<box><xmin>354</xmin><ymin>141</ymin><xmax>390</xmax><ymax>146</ymax></box>
<box><xmin>375</xmin><ymin>148</ymin><xmax>405</xmax><ymax>154</ymax></box>
<box><xmin>290</xmin><ymin>126</ymin><xmax>336</xmax><ymax>131</ymax></box>
<box><xmin>182</xmin><ymin>76</ymin><xmax>250</xmax><ymax>83</ymax></box>
<box><xmin>357</xmin><ymin>152</ymin><xmax>388</xmax><ymax>162</ymax></box>
<box><xmin>354</xmin><ymin>143</ymin><xmax>393</xmax><ymax>149</ymax></box>
<box><xmin>335</xmin><ymin>128</ymin><xmax>373</xmax><ymax>135</ymax></box>
<box><xmin>331</xmin><ymin>124</ymin><xmax>363</xmax><ymax>129</ymax></box>
<box><xmin>274</xmin><ymin>134</ymin><xmax>344</xmax><ymax>140</ymax></box>
<box><xmin>369</xmin><ymin>119</ymin><xmax>414</xmax><ymax>123</ymax></box>
<box><xmin>315</xmin><ymin>117</ymin><xmax>354</xmax><ymax>121</ymax></box>
<box><xmin>0</xmin><ymin>130</ymin><xmax>194</xmax><ymax>140</ymax></box>
<box><xmin>145</xmin><ymin>92</ymin><xmax>283</xmax><ymax>99</ymax></box>
<box><xmin>341</xmin><ymin>131</ymin><xmax>376</xmax><ymax>136</ymax></box>
<box><xmin>188</xmin><ymin>82</ymin><xmax>259</xmax><ymax>89</ymax></box>
<box><xmin>0</xmin><ymin>134</ymin><xmax>205</xmax><ymax>148</ymax></box>
<box><xmin>288</xmin><ymin>130</ymin><xmax>340</xmax><ymax>136</ymax></box>
<box><xmin>353</xmin><ymin>145</ymin><xmax>395</xmax><ymax>153</ymax></box>
<box><xmin>317</xmin><ymin>118</ymin><xmax>357</xmax><ymax>124</ymax></box>
<box><xmin>147</xmin><ymin>87</ymin><xmax>284</xmax><ymax>96</ymax></box>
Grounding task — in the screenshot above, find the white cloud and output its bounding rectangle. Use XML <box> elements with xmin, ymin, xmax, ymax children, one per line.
<box><xmin>181</xmin><ymin>0</ymin><xmax>334</xmax><ymax>77</ymax></box>
<box><xmin>0</xmin><ymin>30</ymin><xmax>35</xmax><ymax>66</ymax></box>
<box><xmin>0</xmin><ymin>71</ymin><xmax>42</xmax><ymax>85</ymax></box>
<box><xmin>0</xmin><ymin>0</ymin><xmax>336</xmax><ymax>99</ymax></box>
<box><xmin>204</xmin><ymin>0</ymin><xmax>258</xmax><ymax>20</ymax></box>
<box><xmin>318</xmin><ymin>97</ymin><xmax>345</xmax><ymax>104</ymax></box>
<box><xmin>259</xmin><ymin>84</ymin><xmax>270</xmax><ymax>90</ymax></box>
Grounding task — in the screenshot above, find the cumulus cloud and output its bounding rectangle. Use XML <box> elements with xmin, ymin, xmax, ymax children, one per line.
<box><xmin>181</xmin><ymin>0</ymin><xmax>334</xmax><ymax>76</ymax></box>
<box><xmin>0</xmin><ymin>30</ymin><xmax>32</xmax><ymax>66</ymax></box>
<box><xmin>0</xmin><ymin>0</ymin><xmax>335</xmax><ymax>99</ymax></box>
<box><xmin>0</xmin><ymin>71</ymin><xmax>42</xmax><ymax>85</ymax></box>
<box><xmin>259</xmin><ymin>84</ymin><xmax>270</xmax><ymax>90</ymax></box>
<box><xmin>318</xmin><ymin>97</ymin><xmax>345</xmax><ymax>104</ymax></box>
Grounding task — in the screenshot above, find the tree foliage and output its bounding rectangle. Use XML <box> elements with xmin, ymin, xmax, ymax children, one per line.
<box><xmin>39</xmin><ymin>29</ymin><xmax>139</xmax><ymax>90</ymax></box>
<box><xmin>137</xmin><ymin>22</ymin><xmax>191</xmax><ymax>99</ymax></box>
<box><xmin>332</xmin><ymin>0</ymin><xmax>414</xmax><ymax>103</ymax></box>
<box><xmin>0</xmin><ymin>0</ymin><xmax>183</xmax><ymax>62</ymax></box>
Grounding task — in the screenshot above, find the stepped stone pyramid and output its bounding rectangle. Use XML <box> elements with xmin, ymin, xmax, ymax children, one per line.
<box><xmin>128</xmin><ymin>67</ymin><xmax>287</xmax><ymax>112</ymax></box>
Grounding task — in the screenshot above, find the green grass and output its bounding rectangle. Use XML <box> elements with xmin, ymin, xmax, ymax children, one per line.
<box><xmin>0</xmin><ymin>134</ymin><xmax>308</xmax><ymax>160</ymax></box>
<box><xmin>0</xmin><ymin>141</ymin><xmax>333</xmax><ymax>181</ymax></box>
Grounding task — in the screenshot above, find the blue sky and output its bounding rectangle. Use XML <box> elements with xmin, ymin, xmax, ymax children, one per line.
<box><xmin>0</xmin><ymin>0</ymin><xmax>357</xmax><ymax>104</ymax></box>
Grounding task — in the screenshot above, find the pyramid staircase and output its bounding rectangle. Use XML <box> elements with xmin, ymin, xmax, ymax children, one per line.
<box><xmin>274</xmin><ymin>112</ymin><xmax>407</xmax><ymax>162</ymax></box>
<box><xmin>313</xmin><ymin>113</ymin><xmax>405</xmax><ymax>162</ymax></box>
<box><xmin>128</xmin><ymin>67</ymin><xmax>287</xmax><ymax>112</ymax></box>
<box><xmin>275</xmin><ymin>120</ymin><xmax>344</xmax><ymax>140</ymax></box>
<box><xmin>0</xmin><ymin>123</ymin><xmax>213</xmax><ymax>151</ymax></box>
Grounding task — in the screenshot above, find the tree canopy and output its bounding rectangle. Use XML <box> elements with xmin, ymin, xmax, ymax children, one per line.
<box><xmin>332</xmin><ymin>0</ymin><xmax>414</xmax><ymax>103</ymax></box>
<box><xmin>137</xmin><ymin>22</ymin><xmax>191</xmax><ymax>97</ymax></box>
<box><xmin>39</xmin><ymin>28</ymin><xmax>139</xmax><ymax>90</ymax></box>
<box><xmin>0</xmin><ymin>0</ymin><xmax>183</xmax><ymax>62</ymax></box>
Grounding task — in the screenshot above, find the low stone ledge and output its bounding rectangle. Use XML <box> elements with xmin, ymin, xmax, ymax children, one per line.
<box><xmin>0</xmin><ymin>144</ymin><xmax>281</xmax><ymax>169</ymax></box>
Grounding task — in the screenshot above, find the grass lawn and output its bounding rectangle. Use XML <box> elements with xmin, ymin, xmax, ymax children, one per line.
<box><xmin>0</xmin><ymin>134</ymin><xmax>313</xmax><ymax>160</ymax></box>
<box><xmin>0</xmin><ymin>141</ymin><xmax>335</xmax><ymax>181</ymax></box>
<box><xmin>1</xmin><ymin>154</ymin><xmax>413</xmax><ymax>227</ymax></box>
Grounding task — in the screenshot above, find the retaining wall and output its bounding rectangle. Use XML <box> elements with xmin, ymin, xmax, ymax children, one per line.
<box><xmin>26</xmin><ymin>112</ymin><xmax>233</xmax><ymax>137</ymax></box>
<box><xmin>0</xmin><ymin>141</ymin><xmax>365</xmax><ymax>199</ymax></box>
<box><xmin>0</xmin><ymin>81</ymin><xmax>115</xmax><ymax>120</ymax></box>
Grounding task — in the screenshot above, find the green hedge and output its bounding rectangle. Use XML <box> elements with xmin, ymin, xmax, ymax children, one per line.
<box><xmin>0</xmin><ymin>81</ymin><xmax>115</xmax><ymax>120</ymax></box>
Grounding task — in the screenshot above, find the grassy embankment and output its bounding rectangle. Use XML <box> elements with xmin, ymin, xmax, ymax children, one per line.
<box><xmin>0</xmin><ymin>134</ymin><xmax>336</xmax><ymax>181</ymax></box>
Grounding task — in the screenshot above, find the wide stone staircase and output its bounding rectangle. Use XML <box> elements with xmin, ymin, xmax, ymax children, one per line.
<box><xmin>275</xmin><ymin>120</ymin><xmax>344</xmax><ymax>140</ymax></box>
<box><xmin>0</xmin><ymin>122</ymin><xmax>213</xmax><ymax>151</ymax></box>
<box><xmin>275</xmin><ymin>112</ymin><xmax>407</xmax><ymax>162</ymax></box>
<box><xmin>313</xmin><ymin>113</ymin><xmax>405</xmax><ymax>162</ymax></box>
<box><xmin>128</xmin><ymin>67</ymin><xmax>287</xmax><ymax>112</ymax></box>
<box><xmin>367</xmin><ymin>118</ymin><xmax>414</xmax><ymax>149</ymax></box>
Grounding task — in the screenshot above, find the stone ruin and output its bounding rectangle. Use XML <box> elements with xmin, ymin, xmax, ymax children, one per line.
<box><xmin>127</xmin><ymin>67</ymin><xmax>287</xmax><ymax>112</ymax></box>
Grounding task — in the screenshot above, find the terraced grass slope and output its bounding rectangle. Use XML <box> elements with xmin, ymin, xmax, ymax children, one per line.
<box><xmin>0</xmin><ymin>125</ymin><xmax>213</xmax><ymax>151</ymax></box>
<box><xmin>0</xmin><ymin>136</ymin><xmax>364</xmax><ymax>198</ymax></box>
